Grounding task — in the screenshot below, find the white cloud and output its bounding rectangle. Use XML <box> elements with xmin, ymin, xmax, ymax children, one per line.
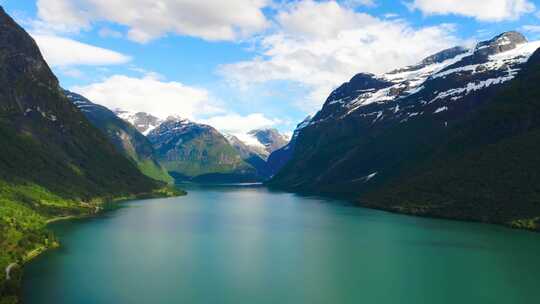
<box><xmin>200</xmin><ymin>113</ymin><xmax>281</xmax><ymax>135</ymax></box>
<box><xmin>219</xmin><ymin>0</ymin><xmax>460</xmax><ymax>112</ymax></box>
<box><xmin>70</xmin><ymin>74</ymin><xmax>285</xmax><ymax>135</ymax></box>
<box><xmin>33</xmin><ymin>0</ymin><xmax>92</xmax><ymax>33</ymax></box>
<box><xmin>71</xmin><ymin>74</ymin><xmax>222</xmax><ymax>119</ymax></box>
<box><xmin>36</xmin><ymin>0</ymin><xmax>269</xmax><ymax>43</ymax></box>
<box><xmin>342</xmin><ymin>0</ymin><xmax>377</xmax><ymax>7</ymax></box>
<box><xmin>408</xmin><ymin>0</ymin><xmax>536</xmax><ymax>21</ymax></box>
<box><xmin>32</xmin><ymin>34</ymin><xmax>131</xmax><ymax>67</ymax></box>
<box><xmin>522</xmin><ymin>25</ymin><xmax>540</xmax><ymax>33</ymax></box>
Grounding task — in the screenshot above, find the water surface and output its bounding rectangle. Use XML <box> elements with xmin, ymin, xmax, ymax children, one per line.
<box><xmin>23</xmin><ymin>185</ymin><xmax>540</xmax><ymax>303</ymax></box>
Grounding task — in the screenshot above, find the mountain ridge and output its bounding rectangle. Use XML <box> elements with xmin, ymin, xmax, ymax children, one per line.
<box><xmin>269</xmin><ymin>31</ymin><xmax>540</xmax><ymax>229</ymax></box>
<box><xmin>65</xmin><ymin>91</ymin><xmax>173</xmax><ymax>183</ymax></box>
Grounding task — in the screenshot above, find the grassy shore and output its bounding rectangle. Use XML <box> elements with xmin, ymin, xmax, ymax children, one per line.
<box><xmin>0</xmin><ymin>184</ymin><xmax>186</xmax><ymax>304</ymax></box>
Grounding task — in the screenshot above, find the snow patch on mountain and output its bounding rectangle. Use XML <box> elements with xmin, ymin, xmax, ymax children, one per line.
<box><xmin>233</xmin><ymin>133</ymin><xmax>266</xmax><ymax>149</ymax></box>
<box><xmin>310</xmin><ymin>32</ymin><xmax>540</xmax><ymax>128</ymax></box>
<box><xmin>430</xmin><ymin>72</ymin><xmax>517</xmax><ymax>104</ymax></box>
<box><xmin>434</xmin><ymin>106</ymin><xmax>448</xmax><ymax>114</ymax></box>
<box><xmin>115</xmin><ymin>109</ymin><xmax>163</xmax><ymax>135</ymax></box>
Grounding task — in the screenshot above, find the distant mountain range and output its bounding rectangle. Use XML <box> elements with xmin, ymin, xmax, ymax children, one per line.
<box><xmin>111</xmin><ymin>110</ymin><xmax>289</xmax><ymax>181</ymax></box>
<box><xmin>146</xmin><ymin>117</ymin><xmax>258</xmax><ymax>182</ymax></box>
<box><xmin>269</xmin><ymin>31</ymin><xmax>540</xmax><ymax>230</ymax></box>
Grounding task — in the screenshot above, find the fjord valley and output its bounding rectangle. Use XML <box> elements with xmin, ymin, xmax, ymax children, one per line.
<box><xmin>2</xmin><ymin>1</ymin><xmax>540</xmax><ymax>304</ymax></box>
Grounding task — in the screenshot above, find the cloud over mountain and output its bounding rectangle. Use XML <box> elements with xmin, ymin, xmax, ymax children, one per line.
<box><xmin>219</xmin><ymin>0</ymin><xmax>460</xmax><ymax>112</ymax></box>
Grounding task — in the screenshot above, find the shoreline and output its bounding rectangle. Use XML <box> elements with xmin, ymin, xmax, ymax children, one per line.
<box><xmin>266</xmin><ymin>184</ymin><xmax>540</xmax><ymax>233</ymax></box>
<box><xmin>28</xmin><ymin>187</ymin><xmax>188</xmax><ymax>260</ymax></box>
<box><xmin>353</xmin><ymin>201</ymin><xmax>540</xmax><ymax>233</ymax></box>
<box><xmin>2</xmin><ymin>186</ymin><xmax>186</xmax><ymax>304</ymax></box>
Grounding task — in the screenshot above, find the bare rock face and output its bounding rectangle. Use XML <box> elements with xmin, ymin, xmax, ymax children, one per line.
<box><xmin>248</xmin><ymin>128</ymin><xmax>289</xmax><ymax>155</ymax></box>
<box><xmin>115</xmin><ymin>110</ymin><xmax>163</xmax><ymax>135</ymax></box>
<box><xmin>474</xmin><ymin>31</ymin><xmax>527</xmax><ymax>57</ymax></box>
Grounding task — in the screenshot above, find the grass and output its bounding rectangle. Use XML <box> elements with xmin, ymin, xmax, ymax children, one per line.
<box><xmin>137</xmin><ymin>159</ymin><xmax>174</xmax><ymax>184</ymax></box>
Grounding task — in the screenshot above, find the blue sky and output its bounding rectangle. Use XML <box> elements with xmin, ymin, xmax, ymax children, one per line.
<box><xmin>2</xmin><ymin>0</ymin><xmax>539</xmax><ymax>136</ymax></box>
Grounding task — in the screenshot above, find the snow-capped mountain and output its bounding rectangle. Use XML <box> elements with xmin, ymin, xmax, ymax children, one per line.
<box><xmin>226</xmin><ymin>128</ymin><xmax>289</xmax><ymax>160</ymax></box>
<box><xmin>114</xmin><ymin>109</ymin><xmax>163</xmax><ymax>135</ymax></box>
<box><xmin>310</xmin><ymin>31</ymin><xmax>539</xmax><ymax>127</ymax></box>
<box><xmin>146</xmin><ymin>117</ymin><xmax>258</xmax><ymax>182</ymax></box>
<box><xmin>248</xmin><ymin>129</ymin><xmax>289</xmax><ymax>155</ymax></box>
<box><xmin>270</xmin><ymin>31</ymin><xmax>540</xmax><ymax>197</ymax></box>
<box><xmin>224</xmin><ymin>133</ymin><xmax>274</xmax><ymax>178</ymax></box>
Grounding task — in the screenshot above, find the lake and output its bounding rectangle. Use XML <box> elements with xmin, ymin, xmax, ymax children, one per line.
<box><xmin>23</xmin><ymin>185</ymin><xmax>540</xmax><ymax>303</ymax></box>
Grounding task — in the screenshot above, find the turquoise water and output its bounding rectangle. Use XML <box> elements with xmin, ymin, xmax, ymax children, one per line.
<box><xmin>23</xmin><ymin>185</ymin><xmax>540</xmax><ymax>303</ymax></box>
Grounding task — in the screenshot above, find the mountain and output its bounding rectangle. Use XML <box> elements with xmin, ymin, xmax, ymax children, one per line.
<box><xmin>223</xmin><ymin>128</ymin><xmax>289</xmax><ymax>179</ymax></box>
<box><xmin>266</xmin><ymin>116</ymin><xmax>311</xmax><ymax>176</ymax></box>
<box><xmin>65</xmin><ymin>91</ymin><xmax>173</xmax><ymax>183</ymax></box>
<box><xmin>247</xmin><ymin>128</ymin><xmax>289</xmax><ymax>158</ymax></box>
<box><xmin>114</xmin><ymin>109</ymin><xmax>163</xmax><ymax>135</ymax></box>
<box><xmin>269</xmin><ymin>32</ymin><xmax>540</xmax><ymax>229</ymax></box>
<box><xmin>0</xmin><ymin>7</ymin><xmax>179</xmax><ymax>302</ymax></box>
<box><xmin>147</xmin><ymin>117</ymin><xmax>258</xmax><ymax>183</ymax></box>
<box><xmin>224</xmin><ymin>134</ymin><xmax>273</xmax><ymax>178</ymax></box>
<box><xmin>113</xmin><ymin>111</ymin><xmax>283</xmax><ymax>181</ymax></box>
<box><xmin>364</xmin><ymin>47</ymin><xmax>540</xmax><ymax>230</ymax></box>
<box><xmin>226</xmin><ymin>128</ymin><xmax>289</xmax><ymax>160</ymax></box>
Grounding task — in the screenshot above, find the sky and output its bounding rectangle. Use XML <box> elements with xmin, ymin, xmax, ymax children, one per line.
<box><xmin>2</xmin><ymin>0</ymin><xmax>540</xmax><ymax>136</ymax></box>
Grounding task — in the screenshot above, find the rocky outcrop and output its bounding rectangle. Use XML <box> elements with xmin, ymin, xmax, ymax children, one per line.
<box><xmin>115</xmin><ymin>110</ymin><xmax>163</xmax><ymax>135</ymax></box>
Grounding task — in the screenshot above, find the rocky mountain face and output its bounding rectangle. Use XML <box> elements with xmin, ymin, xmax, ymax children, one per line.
<box><xmin>0</xmin><ymin>7</ymin><xmax>164</xmax><ymax>300</ymax></box>
<box><xmin>269</xmin><ymin>32</ymin><xmax>540</xmax><ymax>229</ymax></box>
<box><xmin>226</xmin><ymin>128</ymin><xmax>289</xmax><ymax>159</ymax></box>
<box><xmin>224</xmin><ymin>134</ymin><xmax>273</xmax><ymax>178</ymax></box>
<box><xmin>66</xmin><ymin>91</ymin><xmax>172</xmax><ymax>183</ymax></box>
<box><xmin>115</xmin><ymin>110</ymin><xmax>163</xmax><ymax>135</ymax></box>
<box><xmin>247</xmin><ymin>129</ymin><xmax>289</xmax><ymax>158</ymax></box>
<box><xmin>147</xmin><ymin>117</ymin><xmax>258</xmax><ymax>182</ymax></box>
<box><xmin>223</xmin><ymin>128</ymin><xmax>290</xmax><ymax>179</ymax></box>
